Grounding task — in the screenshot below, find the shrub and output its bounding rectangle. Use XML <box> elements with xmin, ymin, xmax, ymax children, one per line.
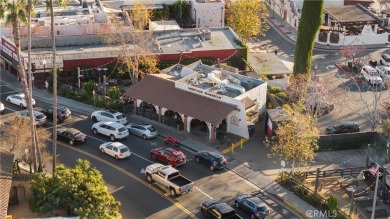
<box><xmin>380</xmin><ymin>119</ymin><xmax>390</xmax><ymax>138</ymax></box>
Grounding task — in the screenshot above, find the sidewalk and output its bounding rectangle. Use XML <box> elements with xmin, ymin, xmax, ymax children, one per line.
<box><xmin>266</xmin><ymin>4</ymin><xmax>390</xmax><ymax>51</ymax></box>
<box><xmin>1</xmin><ymin>72</ymin><xmax>326</xmax><ymax>218</ymax></box>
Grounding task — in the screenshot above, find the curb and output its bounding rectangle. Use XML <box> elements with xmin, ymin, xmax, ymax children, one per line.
<box><xmin>269</xmin><ymin>193</ymin><xmax>310</xmax><ymax>219</ymax></box>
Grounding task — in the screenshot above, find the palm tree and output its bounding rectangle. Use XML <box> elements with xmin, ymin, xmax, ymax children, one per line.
<box><xmin>45</xmin><ymin>0</ymin><xmax>68</xmax><ymax>174</ymax></box>
<box><xmin>0</xmin><ymin>0</ymin><xmax>40</xmax><ymax>172</ymax></box>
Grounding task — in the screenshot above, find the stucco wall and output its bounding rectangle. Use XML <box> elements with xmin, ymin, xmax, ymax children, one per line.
<box><xmin>190</xmin><ymin>0</ymin><xmax>225</xmax><ymax>27</ymax></box>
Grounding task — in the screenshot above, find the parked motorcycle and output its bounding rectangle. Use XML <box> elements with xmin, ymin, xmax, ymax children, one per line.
<box><xmin>164</xmin><ymin>135</ymin><xmax>181</xmax><ymax>147</ymax></box>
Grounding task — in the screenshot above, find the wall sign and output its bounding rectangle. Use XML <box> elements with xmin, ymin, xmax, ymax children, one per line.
<box><xmin>230</xmin><ymin>115</ymin><xmax>240</xmax><ymax>126</ymax></box>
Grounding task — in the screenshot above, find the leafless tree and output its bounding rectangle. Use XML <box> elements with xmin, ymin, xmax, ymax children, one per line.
<box><xmin>0</xmin><ymin>116</ymin><xmax>51</xmax><ymax>173</ymax></box>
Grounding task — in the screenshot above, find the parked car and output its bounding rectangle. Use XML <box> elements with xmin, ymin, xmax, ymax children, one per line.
<box><xmin>380</xmin><ymin>53</ymin><xmax>390</xmax><ymax>66</ymax></box>
<box><xmin>150</xmin><ymin>147</ymin><xmax>186</xmax><ymax>167</ymax></box>
<box><xmin>325</xmin><ymin>121</ymin><xmax>359</xmax><ymax>134</ymax></box>
<box><xmin>201</xmin><ymin>199</ymin><xmax>242</xmax><ymax>219</ymax></box>
<box><xmin>91</xmin><ymin>110</ymin><xmax>127</xmax><ymax>125</ymax></box>
<box><xmin>376</xmin><ymin>66</ymin><xmax>390</xmax><ymax>82</ymax></box>
<box><xmin>41</xmin><ymin>105</ymin><xmax>71</xmax><ymax>123</ymax></box>
<box><xmin>235</xmin><ymin>194</ymin><xmax>270</xmax><ymax>219</ymax></box>
<box><xmin>145</xmin><ymin>163</ymin><xmax>193</xmax><ymax>196</ymax></box>
<box><xmin>361</xmin><ymin>65</ymin><xmax>382</xmax><ymax>85</ymax></box>
<box><xmin>92</xmin><ymin>121</ymin><xmax>129</xmax><ymax>141</ymax></box>
<box><xmin>195</xmin><ymin>150</ymin><xmax>227</xmax><ymax>171</ymax></box>
<box><xmin>15</xmin><ymin>110</ymin><xmax>47</xmax><ymax>127</ymax></box>
<box><xmin>126</xmin><ymin>123</ymin><xmax>158</xmax><ymax>139</ymax></box>
<box><xmin>57</xmin><ymin>127</ymin><xmax>87</xmax><ymax>145</ymax></box>
<box><xmin>99</xmin><ymin>142</ymin><xmax>131</xmax><ymax>159</ymax></box>
<box><xmin>6</xmin><ymin>93</ymin><xmax>35</xmax><ymax>108</ymax></box>
<box><xmin>0</xmin><ymin>102</ymin><xmax>4</xmax><ymax>113</ymax></box>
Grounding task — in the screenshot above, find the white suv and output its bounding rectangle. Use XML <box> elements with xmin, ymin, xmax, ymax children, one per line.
<box><xmin>92</xmin><ymin>121</ymin><xmax>129</xmax><ymax>141</ymax></box>
<box><xmin>380</xmin><ymin>54</ymin><xmax>390</xmax><ymax>66</ymax></box>
<box><xmin>91</xmin><ymin>110</ymin><xmax>127</xmax><ymax>125</ymax></box>
<box><xmin>361</xmin><ymin>66</ymin><xmax>382</xmax><ymax>85</ymax></box>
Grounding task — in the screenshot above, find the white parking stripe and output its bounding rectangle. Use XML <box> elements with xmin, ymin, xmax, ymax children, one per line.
<box><xmin>1</xmin><ymin>91</ymin><xmax>19</xmax><ymax>95</ymax></box>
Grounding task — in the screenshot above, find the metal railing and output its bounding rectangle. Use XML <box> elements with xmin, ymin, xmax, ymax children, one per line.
<box><xmin>298</xmin><ymin>167</ymin><xmax>365</xmax><ymax>179</ymax></box>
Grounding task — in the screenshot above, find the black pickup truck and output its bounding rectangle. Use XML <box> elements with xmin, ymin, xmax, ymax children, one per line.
<box><xmin>201</xmin><ymin>199</ymin><xmax>243</xmax><ymax>219</ymax></box>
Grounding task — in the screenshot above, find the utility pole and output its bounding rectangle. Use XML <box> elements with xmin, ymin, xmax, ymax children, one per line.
<box><xmin>103</xmin><ymin>75</ymin><xmax>107</xmax><ymax>97</ymax></box>
<box><xmin>77</xmin><ymin>67</ymin><xmax>81</xmax><ymax>89</ymax></box>
<box><xmin>371</xmin><ymin>173</ymin><xmax>380</xmax><ymax>219</ymax></box>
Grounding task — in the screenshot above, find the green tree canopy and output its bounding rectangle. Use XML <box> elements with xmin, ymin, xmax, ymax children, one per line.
<box><xmin>226</xmin><ymin>0</ymin><xmax>269</xmax><ymax>43</ymax></box>
<box><xmin>293</xmin><ymin>0</ymin><xmax>324</xmax><ymax>74</ymax></box>
<box><xmin>30</xmin><ymin>159</ymin><xmax>121</xmax><ymax>218</ymax></box>
<box><xmin>264</xmin><ymin>103</ymin><xmax>319</xmax><ymax>172</ymax></box>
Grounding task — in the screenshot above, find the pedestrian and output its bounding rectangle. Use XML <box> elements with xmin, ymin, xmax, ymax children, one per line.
<box><xmin>274</xmin><ymin>49</ymin><xmax>278</xmax><ymax>55</ymax></box>
<box><xmin>265</xmin><ymin>45</ymin><xmax>269</xmax><ymax>53</ymax></box>
<box><xmin>227</xmin><ymin>137</ymin><xmax>232</xmax><ymax>148</ymax></box>
<box><xmin>45</xmin><ymin>80</ymin><xmax>49</xmax><ymax>92</ymax></box>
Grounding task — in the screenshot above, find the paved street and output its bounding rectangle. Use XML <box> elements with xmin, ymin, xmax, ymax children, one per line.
<box><xmin>1</xmin><ymin>82</ymin><xmax>298</xmax><ymax>218</ymax></box>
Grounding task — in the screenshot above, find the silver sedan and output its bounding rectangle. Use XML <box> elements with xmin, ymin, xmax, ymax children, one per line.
<box><xmin>125</xmin><ymin>123</ymin><xmax>158</xmax><ymax>139</ymax></box>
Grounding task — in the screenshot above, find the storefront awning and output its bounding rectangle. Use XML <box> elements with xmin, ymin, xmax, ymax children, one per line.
<box><xmin>122</xmin><ymin>74</ymin><xmax>236</xmax><ymax>125</ymax></box>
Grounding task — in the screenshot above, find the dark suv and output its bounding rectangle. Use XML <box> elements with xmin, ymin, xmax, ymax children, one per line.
<box><xmin>195</xmin><ymin>150</ymin><xmax>227</xmax><ymax>171</ymax></box>
<box><xmin>41</xmin><ymin>105</ymin><xmax>71</xmax><ymax>123</ymax></box>
<box><xmin>325</xmin><ymin>121</ymin><xmax>359</xmax><ymax>134</ymax></box>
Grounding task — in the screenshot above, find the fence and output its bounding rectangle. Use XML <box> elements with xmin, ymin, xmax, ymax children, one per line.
<box><xmin>298</xmin><ymin>167</ymin><xmax>365</xmax><ymax>179</ymax></box>
<box><xmin>282</xmin><ymin>173</ymin><xmax>351</xmax><ymax>219</ymax></box>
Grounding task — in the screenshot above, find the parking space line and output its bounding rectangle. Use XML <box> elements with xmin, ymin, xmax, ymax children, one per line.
<box><xmin>1</xmin><ymin>91</ymin><xmax>19</xmax><ymax>95</ymax></box>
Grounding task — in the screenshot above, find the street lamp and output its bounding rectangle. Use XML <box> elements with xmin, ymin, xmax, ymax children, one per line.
<box><xmin>97</xmin><ymin>68</ymin><xmax>102</xmax><ymax>84</ymax></box>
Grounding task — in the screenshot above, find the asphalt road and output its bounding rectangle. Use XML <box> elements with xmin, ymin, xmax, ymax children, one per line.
<box><xmin>0</xmin><ymin>82</ymin><xmax>298</xmax><ymax>219</ymax></box>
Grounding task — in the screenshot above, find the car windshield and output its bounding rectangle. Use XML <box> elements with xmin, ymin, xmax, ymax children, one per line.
<box><xmin>36</xmin><ymin>114</ymin><xmax>45</xmax><ymax>119</ymax></box>
<box><xmin>120</xmin><ymin>147</ymin><xmax>129</xmax><ymax>153</ymax></box>
<box><xmin>147</xmin><ymin>126</ymin><xmax>156</xmax><ymax>132</ymax></box>
<box><xmin>175</xmin><ymin>154</ymin><xmax>184</xmax><ymax>160</ymax></box>
<box><xmin>116</xmin><ymin>115</ymin><xmax>125</xmax><ymax>119</ymax></box>
<box><xmin>383</xmin><ymin>55</ymin><xmax>390</xmax><ymax>62</ymax></box>
<box><xmin>73</xmin><ymin>132</ymin><xmax>81</xmax><ymax>136</ymax></box>
<box><xmin>118</xmin><ymin>127</ymin><xmax>127</xmax><ymax>132</ymax></box>
<box><xmin>257</xmin><ymin>206</ymin><xmax>267</xmax><ymax>211</ymax></box>
<box><xmin>334</xmin><ymin>123</ymin><xmax>341</xmax><ymax>128</ymax></box>
<box><xmin>216</xmin><ymin>157</ymin><xmax>225</xmax><ymax>162</ymax></box>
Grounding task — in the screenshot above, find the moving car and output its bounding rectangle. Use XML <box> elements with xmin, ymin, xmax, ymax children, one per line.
<box><xmin>376</xmin><ymin>66</ymin><xmax>390</xmax><ymax>82</ymax></box>
<box><xmin>99</xmin><ymin>142</ymin><xmax>131</xmax><ymax>159</ymax></box>
<box><xmin>150</xmin><ymin>147</ymin><xmax>186</xmax><ymax>167</ymax></box>
<box><xmin>235</xmin><ymin>194</ymin><xmax>270</xmax><ymax>219</ymax></box>
<box><xmin>325</xmin><ymin>121</ymin><xmax>359</xmax><ymax>134</ymax></box>
<box><xmin>41</xmin><ymin>105</ymin><xmax>71</xmax><ymax>123</ymax></box>
<box><xmin>195</xmin><ymin>150</ymin><xmax>227</xmax><ymax>171</ymax></box>
<box><xmin>361</xmin><ymin>65</ymin><xmax>382</xmax><ymax>85</ymax></box>
<box><xmin>15</xmin><ymin>110</ymin><xmax>47</xmax><ymax>127</ymax></box>
<box><xmin>0</xmin><ymin>102</ymin><xmax>4</xmax><ymax>113</ymax></box>
<box><xmin>126</xmin><ymin>123</ymin><xmax>158</xmax><ymax>139</ymax></box>
<box><xmin>92</xmin><ymin>121</ymin><xmax>129</xmax><ymax>141</ymax></box>
<box><xmin>6</xmin><ymin>93</ymin><xmax>36</xmax><ymax>108</ymax></box>
<box><xmin>91</xmin><ymin>110</ymin><xmax>127</xmax><ymax>124</ymax></box>
<box><xmin>380</xmin><ymin>53</ymin><xmax>390</xmax><ymax>66</ymax></box>
<box><xmin>57</xmin><ymin>127</ymin><xmax>87</xmax><ymax>145</ymax></box>
<box><xmin>145</xmin><ymin>163</ymin><xmax>193</xmax><ymax>196</ymax></box>
<box><xmin>201</xmin><ymin>199</ymin><xmax>242</xmax><ymax>219</ymax></box>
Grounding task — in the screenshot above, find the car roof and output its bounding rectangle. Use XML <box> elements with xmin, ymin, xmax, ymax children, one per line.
<box><xmin>207</xmin><ymin>151</ymin><xmax>224</xmax><ymax>158</ymax></box>
<box><xmin>15</xmin><ymin>93</ymin><xmax>25</xmax><ymax>97</ymax></box>
<box><xmin>65</xmin><ymin>128</ymin><xmax>80</xmax><ymax>134</ymax></box>
<box><xmin>105</xmin><ymin>110</ymin><xmax>122</xmax><ymax>115</ymax></box>
<box><xmin>247</xmin><ymin>197</ymin><xmax>266</xmax><ymax>207</ymax></box>
<box><xmin>363</xmin><ymin>65</ymin><xmax>377</xmax><ymax>70</ymax></box>
<box><xmin>339</xmin><ymin>121</ymin><xmax>358</xmax><ymax>125</ymax></box>
<box><xmin>109</xmin><ymin>142</ymin><xmax>126</xmax><ymax>148</ymax></box>
<box><xmin>17</xmin><ymin>110</ymin><xmax>44</xmax><ymax>116</ymax></box>
<box><xmin>100</xmin><ymin>121</ymin><xmax>124</xmax><ymax>128</ymax></box>
<box><xmin>212</xmin><ymin>203</ymin><xmax>235</xmax><ymax>214</ymax></box>
<box><xmin>160</xmin><ymin>148</ymin><xmax>182</xmax><ymax>155</ymax></box>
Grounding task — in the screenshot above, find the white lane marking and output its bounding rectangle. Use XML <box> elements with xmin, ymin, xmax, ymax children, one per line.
<box><xmin>109</xmin><ymin>186</ymin><xmax>125</xmax><ymax>194</ymax></box>
<box><xmin>194</xmin><ymin>186</ymin><xmax>213</xmax><ymax>199</ymax></box>
<box><xmin>4</xmin><ymin>105</ymin><xmax>215</xmax><ymax>200</ymax></box>
<box><xmin>1</xmin><ymin>91</ymin><xmax>19</xmax><ymax>95</ymax></box>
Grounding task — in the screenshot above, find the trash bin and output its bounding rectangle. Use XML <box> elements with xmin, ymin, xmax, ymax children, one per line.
<box><xmin>348</xmin><ymin>61</ymin><xmax>353</xmax><ymax>68</ymax></box>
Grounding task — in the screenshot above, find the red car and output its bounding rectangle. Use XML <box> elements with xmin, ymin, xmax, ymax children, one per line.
<box><xmin>150</xmin><ymin>147</ymin><xmax>187</xmax><ymax>167</ymax></box>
